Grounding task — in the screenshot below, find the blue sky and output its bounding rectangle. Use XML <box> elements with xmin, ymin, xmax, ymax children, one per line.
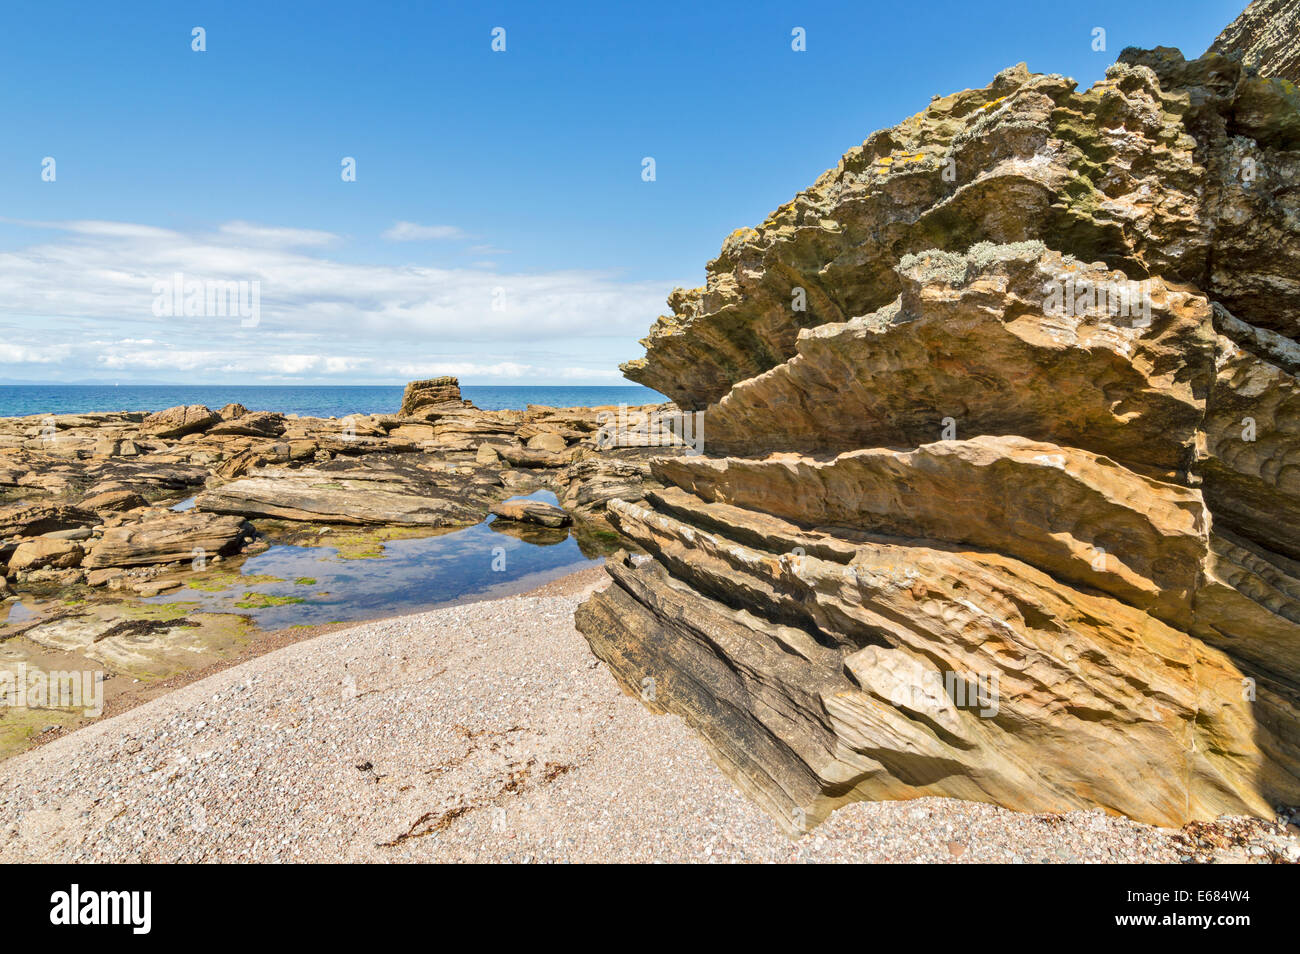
<box><xmin>0</xmin><ymin>0</ymin><xmax>1243</xmax><ymax>384</ymax></box>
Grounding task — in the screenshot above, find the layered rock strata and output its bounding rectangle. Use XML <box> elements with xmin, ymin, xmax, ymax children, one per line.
<box><xmin>1</xmin><ymin>392</ymin><xmax>685</xmax><ymax>592</ymax></box>
<box><xmin>577</xmin><ymin>32</ymin><xmax>1300</xmax><ymax>831</ymax></box>
<box><xmin>1211</xmin><ymin>0</ymin><xmax>1300</xmax><ymax>83</ymax></box>
<box><xmin>399</xmin><ymin>376</ymin><xmax>465</xmax><ymax>415</ymax></box>
<box><xmin>622</xmin><ymin>47</ymin><xmax>1300</xmax><ymax>410</ymax></box>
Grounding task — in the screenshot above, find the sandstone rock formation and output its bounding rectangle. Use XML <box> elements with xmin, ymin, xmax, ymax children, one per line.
<box><xmin>577</xmin><ymin>23</ymin><xmax>1300</xmax><ymax>832</ymax></box>
<box><xmin>0</xmin><ymin>504</ymin><xmax>99</xmax><ymax>538</ymax></box>
<box><xmin>622</xmin><ymin>47</ymin><xmax>1300</xmax><ymax>410</ymax></box>
<box><xmin>490</xmin><ymin>499</ymin><xmax>572</xmax><ymax>528</ymax></box>
<box><xmin>196</xmin><ymin>462</ymin><xmax>489</xmax><ymax>526</ymax></box>
<box><xmin>208</xmin><ymin>411</ymin><xmax>286</xmax><ymax>438</ymax></box>
<box><xmin>8</xmin><ymin>538</ymin><xmax>85</xmax><ymax>572</ymax></box>
<box><xmin>1</xmin><ymin>394</ymin><xmax>679</xmax><ymax>593</ymax></box>
<box><xmin>140</xmin><ymin>404</ymin><xmax>221</xmax><ymax>439</ymax></box>
<box><xmin>1210</xmin><ymin>0</ymin><xmax>1300</xmax><ymax>82</ymax></box>
<box><xmin>84</xmin><ymin>512</ymin><xmax>252</xmax><ymax>568</ymax></box>
<box><xmin>399</xmin><ymin>376</ymin><xmax>464</xmax><ymax>416</ymax></box>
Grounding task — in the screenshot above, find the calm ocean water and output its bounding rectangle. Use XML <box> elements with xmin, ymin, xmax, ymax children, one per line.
<box><xmin>0</xmin><ymin>384</ymin><xmax>668</xmax><ymax>418</ymax></box>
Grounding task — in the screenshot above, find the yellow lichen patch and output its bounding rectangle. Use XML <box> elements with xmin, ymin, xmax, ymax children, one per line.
<box><xmin>760</xmin><ymin>202</ymin><xmax>797</xmax><ymax>229</ymax></box>
<box><xmin>874</xmin><ymin>151</ymin><xmax>927</xmax><ymax>172</ymax></box>
<box><xmin>976</xmin><ymin>94</ymin><xmax>1011</xmax><ymax>113</ymax></box>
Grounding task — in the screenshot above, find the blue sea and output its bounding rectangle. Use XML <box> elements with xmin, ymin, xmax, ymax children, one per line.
<box><xmin>0</xmin><ymin>384</ymin><xmax>668</xmax><ymax>418</ymax></box>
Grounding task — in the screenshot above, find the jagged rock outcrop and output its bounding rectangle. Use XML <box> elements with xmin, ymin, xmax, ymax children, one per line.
<box><xmin>577</xmin><ymin>20</ymin><xmax>1300</xmax><ymax>833</ymax></box>
<box><xmin>1210</xmin><ymin>0</ymin><xmax>1300</xmax><ymax>82</ymax></box>
<box><xmin>624</xmin><ymin>46</ymin><xmax>1300</xmax><ymax>410</ymax></box>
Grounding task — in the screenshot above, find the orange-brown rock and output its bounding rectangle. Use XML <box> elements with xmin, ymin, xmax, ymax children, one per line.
<box><xmin>140</xmin><ymin>404</ymin><xmax>221</xmax><ymax>439</ymax></box>
<box><xmin>83</xmin><ymin>511</ymin><xmax>252</xmax><ymax>568</ymax></box>
<box><xmin>577</xmin><ymin>26</ymin><xmax>1300</xmax><ymax>832</ymax></box>
<box><xmin>625</xmin><ymin>49</ymin><xmax>1300</xmax><ymax>410</ymax></box>
<box><xmin>398</xmin><ymin>376</ymin><xmax>464</xmax><ymax>416</ymax></box>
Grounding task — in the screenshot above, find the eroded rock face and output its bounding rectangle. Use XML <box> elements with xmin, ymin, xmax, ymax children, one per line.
<box><xmin>703</xmin><ymin>243</ymin><xmax>1215</xmax><ymax>473</ymax></box>
<box><xmin>1210</xmin><ymin>0</ymin><xmax>1300</xmax><ymax>83</ymax></box>
<box><xmin>577</xmin><ymin>33</ymin><xmax>1300</xmax><ymax>831</ymax></box>
<box><xmin>399</xmin><ymin>376</ymin><xmax>464</xmax><ymax>416</ymax></box>
<box><xmin>625</xmin><ymin>48</ymin><xmax>1300</xmax><ymax>410</ymax></box>
<box><xmin>580</xmin><ymin>504</ymin><xmax>1283</xmax><ymax>830</ymax></box>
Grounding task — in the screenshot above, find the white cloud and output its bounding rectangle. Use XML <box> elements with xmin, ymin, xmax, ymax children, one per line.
<box><xmin>218</xmin><ymin>222</ymin><xmax>340</xmax><ymax>247</ymax></box>
<box><xmin>0</xmin><ymin>218</ymin><xmax>677</xmax><ymax>384</ymax></box>
<box><xmin>63</xmin><ymin>221</ymin><xmax>184</xmax><ymax>241</ymax></box>
<box><xmin>0</xmin><ymin>343</ymin><xmax>70</xmax><ymax>364</ymax></box>
<box><xmin>382</xmin><ymin>222</ymin><xmax>465</xmax><ymax>242</ymax></box>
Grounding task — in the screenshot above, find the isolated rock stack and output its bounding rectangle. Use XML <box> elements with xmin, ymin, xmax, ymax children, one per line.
<box><xmin>398</xmin><ymin>376</ymin><xmax>465</xmax><ymax>416</ymax></box>
<box><xmin>576</xmin><ymin>9</ymin><xmax>1300</xmax><ymax>831</ymax></box>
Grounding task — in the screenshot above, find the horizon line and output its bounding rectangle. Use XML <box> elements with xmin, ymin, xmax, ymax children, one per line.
<box><xmin>0</xmin><ymin>381</ymin><xmax>656</xmax><ymax>388</ymax></box>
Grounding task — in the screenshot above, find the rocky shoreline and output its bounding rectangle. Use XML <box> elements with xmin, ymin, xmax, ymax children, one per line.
<box><xmin>0</xmin><ymin>377</ymin><xmax>685</xmax><ymax>756</ymax></box>
<box><xmin>2</xmin><ymin>565</ymin><xmax>1295</xmax><ymax>863</ymax></box>
<box><xmin>4</xmin><ymin>0</ymin><xmax>1300</xmax><ymax>863</ymax></box>
<box><xmin>577</xmin><ymin>19</ymin><xmax>1300</xmax><ymax>836</ymax></box>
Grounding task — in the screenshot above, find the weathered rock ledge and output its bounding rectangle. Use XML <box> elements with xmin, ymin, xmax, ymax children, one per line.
<box><xmin>577</xmin><ymin>8</ymin><xmax>1300</xmax><ymax>833</ymax></box>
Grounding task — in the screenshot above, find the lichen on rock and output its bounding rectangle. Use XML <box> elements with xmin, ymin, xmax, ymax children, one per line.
<box><xmin>577</xmin><ymin>7</ymin><xmax>1300</xmax><ymax>833</ymax></box>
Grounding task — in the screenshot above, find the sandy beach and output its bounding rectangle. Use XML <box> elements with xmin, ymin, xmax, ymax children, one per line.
<box><xmin>1</xmin><ymin>565</ymin><xmax>1268</xmax><ymax>864</ymax></box>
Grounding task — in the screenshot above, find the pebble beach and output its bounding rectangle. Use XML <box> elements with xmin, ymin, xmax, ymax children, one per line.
<box><xmin>3</xmin><ymin>567</ymin><xmax>1274</xmax><ymax>864</ymax></box>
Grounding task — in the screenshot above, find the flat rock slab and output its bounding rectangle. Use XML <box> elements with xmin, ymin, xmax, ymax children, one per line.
<box><xmin>195</xmin><ymin>472</ymin><xmax>481</xmax><ymax>526</ymax></box>
<box><xmin>0</xmin><ymin>504</ymin><xmax>101</xmax><ymax>538</ymax></box>
<box><xmin>84</xmin><ymin>511</ymin><xmax>251</xmax><ymax>568</ymax></box>
<box><xmin>17</xmin><ymin>612</ymin><xmax>249</xmax><ymax>679</ymax></box>
<box><xmin>490</xmin><ymin>500</ymin><xmax>572</xmax><ymax>528</ymax></box>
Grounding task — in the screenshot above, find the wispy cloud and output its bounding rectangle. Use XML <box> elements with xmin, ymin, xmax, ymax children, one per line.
<box><xmin>218</xmin><ymin>222</ymin><xmax>340</xmax><ymax>247</ymax></box>
<box><xmin>0</xmin><ymin>219</ymin><xmax>674</xmax><ymax>384</ymax></box>
<box><xmin>382</xmin><ymin>221</ymin><xmax>466</xmax><ymax>242</ymax></box>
